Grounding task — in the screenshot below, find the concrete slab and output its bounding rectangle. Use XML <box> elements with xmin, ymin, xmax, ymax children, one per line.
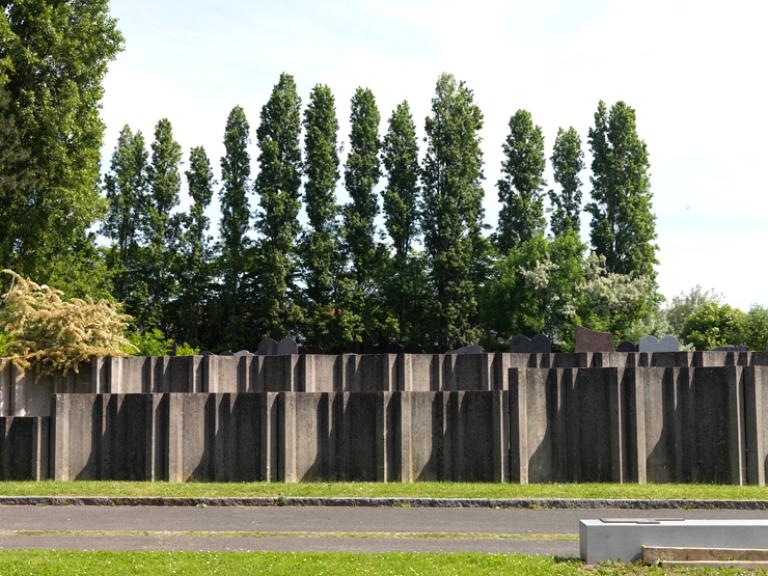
<box><xmin>580</xmin><ymin>518</ymin><xmax>768</xmax><ymax>563</ymax></box>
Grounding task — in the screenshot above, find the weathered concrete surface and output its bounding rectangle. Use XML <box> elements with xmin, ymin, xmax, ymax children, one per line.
<box><xmin>0</xmin><ymin>417</ymin><xmax>48</xmax><ymax>480</ymax></box>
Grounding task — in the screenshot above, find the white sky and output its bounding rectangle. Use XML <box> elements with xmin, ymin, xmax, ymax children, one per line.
<box><xmin>100</xmin><ymin>0</ymin><xmax>768</xmax><ymax>309</ymax></box>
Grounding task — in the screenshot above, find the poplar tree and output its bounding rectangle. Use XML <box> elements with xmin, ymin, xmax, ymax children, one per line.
<box><xmin>421</xmin><ymin>73</ymin><xmax>485</xmax><ymax>350</ymax></box>
<box><xmin>342</xmin><ymin>87</ymin><xmax>382</xmax><ymax>347</ymax></box>
<box><xmin>173</xmin><ymin>146</ymin><xmax>215</xmax><ymax>344</ymax></box>
<box><xmin>218</xmin><ymin>106</ymin><xmax>252</xmax><ymax>346</ymax></box>
<box><xmin>0</xmin><ymin>0</ymin><xmax>122</xmax><ymax>287</ymax></box>
<box><xmin>102</xmin><ymin>125</ymin><xmax>149</xmax><ymax>308</ymax></box>
<box><xmin>549</xmin><ymin>127</ymin><xmax>585</xmax><ymax>237</ymax></box>
<box><xmin>586</xmin><ymin>101</ymin><xmax>657</xmax><ymax>278</ymax></box>
<box><xmin>496</xmin><ymin>109</ymin><xmax>546</xmax><ymax>252</ymax></box>
<box><xmin>300</xmin><ymin>84</ymin><xmax>342</xmax><ymax>349</ymax></box>
<box><xmin>382</xmin><ymin>101</ymin><xmax>421</xmax><ymax>342</ymax></box>
<box><xmin>0</xmin><ymin>87</ymin><xmax>30</xmax><ymax>281</ymax></box>
<box><xmin>144</xmin><ymin>118</ymin><xmax>182</xmax><ymax>330</ymax></box>
<box><xmin>254</xmin><ymin>74</ymin><xmax>303</xmax><ymax>338</ymax></box>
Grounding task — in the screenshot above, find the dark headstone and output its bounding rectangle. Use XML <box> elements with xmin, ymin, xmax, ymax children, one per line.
<box><xmin>639</xmin><ymin>335</ymin><xmax>680</xmax><ymax>353</ymax></box>
<box><xmin>447</xmin><ymin>344</ymin><xmax>484</xmax><ymax>355</ymax></box>
<box><xmin>220</xmin><ymin>351</ymin><xmax>235</xmax><ymax>356</ymax></box>
<box><xmin>574</xmin><ymin>326</ymin><xmax>614</xmax><ymax>353</ymax></box>
<box><xmin>617</xmin><ymin>341</ymin><xmax>637</xmax><ymax>352</ymax></box>
<box><xmin>386</xmin><ymin>342</ymin><xmax>405</xmax><ymax>354</ymax></box>
<box><xmin>404</xmin><ymin>343</ymin><xmax>425</xmax><ymax>354</ymax></box>
<box><xmin>276</xmin><ymin>337</ymin><xmax>299</xmax><ymax>355</ymax></box>
<box><xmin>234</xmin><ymin>350</ymin><xmax>254</xmax><ymax>356</ymax></box>
<box><xmin>301</xmin><ymin>344</ymin><xmax>324</xmax><ymax>354</ymax></box>
<box><xmin>713</xmin><ymin>344</ymin><xmax>747</xmax><ymax>352</ymax></box>
<box><xmin>257</xmin><ymin>336</ymin><xmax>278</xmax><ymax>355</ymax></box>
<box><xmin>200</xmin><ymin>350</ymin><xmax>215</xmax><ymax>356</ymax></box>
<box><xmin>508</xmin><ymin>335</ymin><xmax>532</xmax><ymax>353</ymax></box>
<box><xmin>530</xmin><ymin>334</ymin><xmax>552</xmax><ymax>353</ymax></box>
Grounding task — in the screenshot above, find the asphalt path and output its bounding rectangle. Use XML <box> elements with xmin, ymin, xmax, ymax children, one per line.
<box><xmin>0</xmin><ymin>506</ymin><xmax>766</xmax><ymax>555</ymax></box>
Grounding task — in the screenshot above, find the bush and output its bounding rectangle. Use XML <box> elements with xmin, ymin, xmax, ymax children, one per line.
<box><xmin>0</xmin><ymin>270</ymin><xmax>132</xmax><ymax>375</ymax></box>
<box><xmin>124</xmin><ymin>328</ymin><xmax>200</xmax><ymax>357</ymax></box>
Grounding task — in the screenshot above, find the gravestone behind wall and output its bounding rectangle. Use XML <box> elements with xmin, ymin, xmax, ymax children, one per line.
<box><xmin>574</xmin><ymin>327</ymin><xmax>614</xmax><ymax>353</ymax></box>
<box><xmin>638</xmin><ymin>335</ymin><xmax>680</xmax><ymax>353</ymax></box>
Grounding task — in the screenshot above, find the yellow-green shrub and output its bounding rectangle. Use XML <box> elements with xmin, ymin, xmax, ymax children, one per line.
<box><xmin>0</xmin><ymin>270</ymin><xmax>133</xmax><ymax>375</ymax></box>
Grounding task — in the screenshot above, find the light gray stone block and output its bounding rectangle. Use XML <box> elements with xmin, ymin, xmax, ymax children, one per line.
<box><xmin>580</xmin><ymin>519</ymin><xmax>768</xmax><ymax>563</ymax></box>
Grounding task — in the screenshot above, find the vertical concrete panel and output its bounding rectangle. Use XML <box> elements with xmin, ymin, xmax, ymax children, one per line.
<box><xmin>452</xmin><ymin>392</ymin><xmax>505</xmax><ymax>482</ymax></box>
<box><xmin>333</xmin><ymin>392</ymin><xmax>386</xmax><ymax>481</ymax></box>
<box><xmin>0</xmin><ymin>363</ymin><xmax>10</xmax><ymax>417</ymax></box>
<box><xmin>277</xmin><ymin>392</ymin><xmax>330</xmax><ymax>482</ymax></box>
<box><xmin>309</xmin><ymin>355</ymin><xmax>339</xmax><ymax>392</ymax></box>
<box><xmin>683</xmin><ymin>367</ymin><xmax>743</xmax><ymax>484</ymax></box>
<box><xmin>453</xmin><ymin>354</ymin><xmax>493</xmax><ymax>391</ymax></box>
<box><xmin>564</xmin><ymin>369</ymin><xmax>624</xmax><ymax>482</ymax></box>
<box><xmin>52</xmin><ymin>394</ymin><xmax>101</xmax><ymax>480</ymax></box>
<box><xmin>510</xmin><ymin>369</ymin><xmax>561</xmax><ymax>483</ymax></box>
<box><xmin>744</xmin><ymin>366</ymin><xmax>767</xmax><ymax>485</ymax></box>
<box><xmin>214</xmin><ymin>394</ymin><xmax>265</xmax><ymax>481</ymax></box>
<box><xmin>100</xmin><ymin>394</ymin><xmax>156</xmax><ymax>480</ymax></box>
<box><xmin>12</xmin><ymin>366</ymin><xmax>54</xmax><ymax>417</ymax></box>
<box><xmin>402</xmin><ymin>392</ymin><xmax>444</xmax><ymax>481</ymax></box>
<box><xmin>0</xmin><ymin>416</ymin><xmax>49</xmax><ymax>480</ymax></box>
<box><xmin>167</xmin><ymin>394</ymin><xmax>215</xmax><ymax>482</ymax></box>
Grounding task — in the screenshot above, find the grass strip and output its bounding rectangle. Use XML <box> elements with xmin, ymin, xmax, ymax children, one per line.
<box><xmin>0</xmin><ymin>529</ymin><xmax>577</xmax><ymax>541</ymax></box>
<box><xmin>0</xmin><ymin>550</ymin><xmax>764</xmax><ymax>575</ymax></box>
<box><xmin>1</xmin><ymin>481</ymin><xmax>767</xmax><ymax>501</ymax></box>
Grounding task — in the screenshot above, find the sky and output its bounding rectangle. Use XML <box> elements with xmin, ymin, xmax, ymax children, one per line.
<box><xmin>100</xmin><ymin>0</ymin><xmax>768</xmax><ymax>310</ymax></box>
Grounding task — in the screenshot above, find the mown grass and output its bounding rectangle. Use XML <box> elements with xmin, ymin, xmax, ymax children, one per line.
<box><xmin>0</xmin><ymin>481</ymin><xmax>767</xmax><ymax>500</ymax></box>
<box><xmin>0</xmin><ymin>551</ymin><xmax>763</xmax><ymax>576</ymax></box>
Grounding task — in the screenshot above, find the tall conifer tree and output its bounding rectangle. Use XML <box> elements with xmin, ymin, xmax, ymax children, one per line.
<box><xmin>382</xmin><ymin>101</ymin><xmax>421</xmax><ymax>342</ymax></box>
<box><xmin>496</xmin><ymin>109</ymin><xmax>546</xmax><ymax>252</ymax></box>
<box><xmin>173</xmin><ymin>146</ymin><xmax>215</xmax><ymax>344</ymax></box>
<box><xmin>300</xmin><ymin>84</ymin><xmax>342</xmax><ymax>349</ymax></box>
<box><xmin>102</xmin><ymin>125</ymin><xmax>149</xmax><ymax>310</ymax></box>
<box><xmin>549</xmin><ymin>127</ymin><xmax>584</xmax><ymax>237</ymax></box>
<box><xmin>342</xmin><ymin>87</ymin><xmax>382</xmax><ymax>348</ymax></box>
<box><xmin>421</xmin><ymin>73</ymin><xmax>485</xmax><ymax>350</ymax></box>
<box><xmin>218</xmin><ymin>106</ymin><xmax>252</xmax><ymax>346</ymax></box>
<box><xmin>586</xmin><ymin>101</ymin><xmax>657</xmax><ymax>278</ymax></box>
<box><xmin>254</xmin><ymin>74</ymin><xmax>303</xmax><ymax>338</ymax></box>
<box><xmin>144</xmin><ymin>118</ymin><xmax>182</xmax><ymax>329</ymax></box>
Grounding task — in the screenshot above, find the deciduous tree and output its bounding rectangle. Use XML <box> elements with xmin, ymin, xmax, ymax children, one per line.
<box><xmin>549</xmin><ymin>127</ymin><xmax>584</xmax><ymax>237</ymax></box>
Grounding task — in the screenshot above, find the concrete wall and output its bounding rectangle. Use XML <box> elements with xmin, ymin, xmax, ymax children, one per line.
<box><xmin>5</xmin><ymin>352</ymin><xmax>768</xmax><ymax>418</ymax></box>
<box><xmin>5</xmin><ymin>354</ymin><xmax>768</xmax><ymax>484</ymax></box>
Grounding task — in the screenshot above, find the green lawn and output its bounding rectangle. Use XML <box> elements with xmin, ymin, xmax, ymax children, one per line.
<box><xmin>0</xmin><ymin>481</ymin><xmax>767</xmax><ymax>500</ymax></box>
<box><xmin>0</xmin><ymin>551</ymin><xmax>763</xmax><ymax>576</ymax></box>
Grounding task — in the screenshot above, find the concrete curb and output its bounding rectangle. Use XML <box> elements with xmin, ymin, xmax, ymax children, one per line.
<box><xmin>2</xmin><ymin>496</ymin><xmax>768</xmax><ymax>510</ymax></box>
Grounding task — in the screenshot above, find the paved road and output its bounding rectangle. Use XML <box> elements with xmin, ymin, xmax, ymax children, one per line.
<box><xmin>0</xmin><ymin>506</ymin><xmax>765</xmax><ymax>554</ymax></box>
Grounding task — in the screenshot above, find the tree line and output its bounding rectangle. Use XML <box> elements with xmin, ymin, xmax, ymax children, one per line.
<box><xmin>3</xmin><ymin>1</ymin><xmax>764</xmax><ymax>353</ymax></box>
<box><xmin>99</xmin><ymin>72</ymin><xmax>659</xmax><ymax>352</ymax></box>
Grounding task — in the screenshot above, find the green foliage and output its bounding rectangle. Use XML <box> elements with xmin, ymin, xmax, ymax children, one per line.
<box><xmin>381</xmin><ymin>101</ymin><xmax>422</xmax><ymax>343</ymax></box>
<box><xmin>681</xmin><ymin>301</ymin><xmax>746</xmax><ymax>350</ymax></box>
<box><xmin>496</xmin><ymin>109</ymin><xmax>546</xmax><ymax>252</ymax></box>
<box><xmin>142</xmin><ymin>119</ymin><xmax>183</xmax><ymax>330</ymax></box>
<box><xmin>125</xmin><ymin>328</ymin><xmax>199</xmax><ymax>357</ymax></box>
<box><xmin>481</xmin><ymin>232</ymin><xmax>585</xmax><ymax>349</ymax></box>
<box><xmin>548</xmin><ymin>127</ymin><xmax>584</xmax><ymax>237</ymax></box>
<box><xmin>742</xmin><ymin>306</ymin><xmax>768</xmax><ymax>351</ymax></box>
<box><xmin>171</xmin><ymin>146</ymin><xmax>215</xmax><ymax>346</ymax></box>
<box><xmin>0</xmin><ymin>0</ymin><xmax>123</xmax><ymax>287</ymax></box>
<box><xmin>342</xmin><ymin>87</ymin><xmax>384</xmax><ymax>349</ymax></box>
<box><xmin>102</xmin><ymin>125</ymin><xmax>150</xmax><ymax>310</ymax></box>
<box><xmin>0</xmin><ymin>331</ymin><xmax>11</xmax><ymax>357</ymax></box>
<box><xmin>421</xmin><ymin>74</ymin><xmax>485</xmax><ymax>350</ymax></box>
<box><xmin>664</xmin><ymin>285</ymin><xmax>722</xmax><ymax>338</ymax></box>
<box><xmin>0</xmin><ymin>270</ymin><xmax>131</xmax><ymax>375</ymax></box>
<box><xmin>218</xmin><ymin>106</ymin><xmax>252</xmax><ymax>343</ymax></box>
<box><xmin>300</xmin><ymin>84</ymin><xmax>343</xmax><ymax>350</ymax></box>
<box><xmin>586</xmin><ymin>101</ymin><xmax>657</xmax><ymax>279</ymax></box>
<box><xmin>578</xmin><ymin>254</ymin><xmax>660</xmax><ymax>341</ymax></box>
<box><xmin>125</xmin><ymin>328</ymin><xmax>173</xmax><ymax>357</ymax></box>
<box><xmin>254</xmin><ymin>74</ymin><xmax>303</xmax><ymax>339</ymax></box>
